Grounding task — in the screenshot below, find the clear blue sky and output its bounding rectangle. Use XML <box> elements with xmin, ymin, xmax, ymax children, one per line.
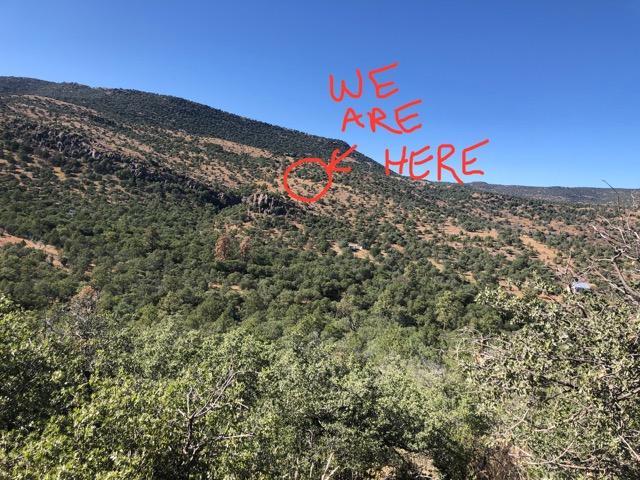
<box><xmin>2</xmin><ymin>0</ymin><xmax>639</xmax><ymax>187</ymax></box>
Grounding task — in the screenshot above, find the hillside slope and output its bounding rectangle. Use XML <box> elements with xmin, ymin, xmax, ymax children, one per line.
<box><xmin>0</xmin><ymin>77</ymin><xmax>609</xmax><ymax>314</ymax></box>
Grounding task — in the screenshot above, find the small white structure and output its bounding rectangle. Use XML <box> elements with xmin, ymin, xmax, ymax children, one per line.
<box><xmin>347</xmin><ymin>242</ymin><xmax>363</xmax><ymax>252</ymax></box>
<box><xmin>570</xmin><ymin>281</ymin><xmax>592</xmax><ymax>294</ymax></box>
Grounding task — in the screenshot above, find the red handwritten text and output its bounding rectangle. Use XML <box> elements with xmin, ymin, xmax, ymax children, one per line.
<box><xmin>282</xmin><ymin>62</ymin><xmax>489</xmax><ymax>202</ymax></box>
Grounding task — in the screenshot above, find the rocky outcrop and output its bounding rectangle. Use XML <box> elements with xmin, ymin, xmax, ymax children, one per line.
<box><xmin>5</xmin><ymin>119</ymin><xmax>107</xmax><ymax>160</ymax></box>
<box><xmin>242</xmin><ymin>192</ymin><xmax>291</xmax><ymax>215</ymax></box>
<box><xmin>4</xmin><ymin>120</ymin><xmax>242</xmax><ymax>209</ymax></box>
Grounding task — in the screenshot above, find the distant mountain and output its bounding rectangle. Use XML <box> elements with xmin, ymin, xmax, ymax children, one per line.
<box><xmin>467</xmin><ymin>182</ymin><xmax>639</xmax><ymax>205</ymax></box>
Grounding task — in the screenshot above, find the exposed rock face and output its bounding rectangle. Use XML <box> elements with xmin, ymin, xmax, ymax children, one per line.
<box><xmin>242</xmin><ymin>192</ymin><xmax>291</xmax><ymax>215</ymax></box>
<box><xmin>4</xmin><ymin>119</ymin><xmax>242</xmax><ymax>209</ymax></box>
<box><xmin>6</xmin><ymin>119</ymin><xmax>119</xmax><ymax>161</ymax></box>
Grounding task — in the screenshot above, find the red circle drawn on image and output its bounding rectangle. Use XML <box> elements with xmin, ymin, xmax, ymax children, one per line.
<box><xmin>282</xmin><ymin>144</ymin><xmax>357</xmax><ymax>203</ymax></box>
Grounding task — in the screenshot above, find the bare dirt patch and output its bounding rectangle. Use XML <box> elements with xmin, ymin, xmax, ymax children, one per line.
<box><xmin>521</xmin><ymin>235</ymin><xmax>558</xmax><ymax>265</ymax></box>
<box><xmin>0</xmin><ymin>233</ymin><xmax>65</xmax><ymax>269</ymax></box>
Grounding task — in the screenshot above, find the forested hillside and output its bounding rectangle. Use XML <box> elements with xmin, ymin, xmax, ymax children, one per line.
<box><xmin>0</xmin><ymin>77</ymin><xmax>638</xmax><ymax>479</ymax></box>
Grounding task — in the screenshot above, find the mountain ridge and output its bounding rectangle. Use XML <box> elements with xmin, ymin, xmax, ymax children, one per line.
<box><xmin>2</xmin><ymin>76</ymin><xmax>637</xmax><ymax>205</ymax></box>
<box><xmin>0</xmin><ymin>75</ymin><xmax>379</xmax><ymax>169</ymax></box>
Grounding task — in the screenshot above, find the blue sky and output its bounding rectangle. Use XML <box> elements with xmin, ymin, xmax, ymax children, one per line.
<box><xmin>1</xmin><ymin>0</ymin><xmax>639</xmax><ymax>187</ymax></box>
